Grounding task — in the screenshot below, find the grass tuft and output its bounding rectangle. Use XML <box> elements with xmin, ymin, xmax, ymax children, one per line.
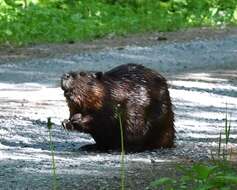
<box><xmin>118</xmin><ymin>110</ymin><xmax>125</xmax><ymax>190</ymax></box>
<box><xmin>47</xmin><ymin>117</ymin><xmax>58</xmax><ymax>190</ymax></box>
<box><xmin>115</xmin><ymin>104</ymin><xmax>126</xmax><ymax>190</ymax></box>
<box><xmin>150</xmin><ymin>106</ymin><xmax>237</xmax><ymax>190</ymax></box>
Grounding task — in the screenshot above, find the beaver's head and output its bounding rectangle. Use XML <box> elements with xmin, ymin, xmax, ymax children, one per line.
<box><xmin>61</xmin><ymin>71</ymin><xmax>104</xmax><ymax>116</ymax></box>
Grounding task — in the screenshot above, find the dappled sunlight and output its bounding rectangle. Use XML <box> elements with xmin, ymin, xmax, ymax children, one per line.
<box><xmin>0</xmin><ymin>36</ymin><xmax>236</xmax><ymax>189</ymax></box>
<box><xmin>0</xmin><ymin>83</ymin><xmax>67</xmax><ymax>124</ymax></box>
<box><xmin>0</xmin><ymin>70</ymin><xmax>236</xmax><ymax>166</ymax></box>
<box><xmin>170</xmin><ymin>72</ymin><xmax>237</xmax><ymax>152</ymax></box>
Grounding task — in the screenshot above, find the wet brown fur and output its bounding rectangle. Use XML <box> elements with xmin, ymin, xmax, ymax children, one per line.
<box><xmin>61</xmin><ymin>64</ymin><xmax>175</xmax><ymax>151</ymax></box>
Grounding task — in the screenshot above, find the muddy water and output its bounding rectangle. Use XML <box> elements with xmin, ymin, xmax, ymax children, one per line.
<box><xmin>0</xmin><ymin>36</ymin><xmax>237</xmax><ymax>189</ymax></box>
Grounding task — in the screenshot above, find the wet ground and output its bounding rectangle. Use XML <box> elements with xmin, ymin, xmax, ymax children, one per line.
<box><xmin>0</xmin><ymin>31</ymin><xmax>237</xmax><ymax>189</ymax></box>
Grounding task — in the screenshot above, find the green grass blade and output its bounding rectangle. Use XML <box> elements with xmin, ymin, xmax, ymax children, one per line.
<box><xmin>47</xmin><ymin>117</ymin><xmax>58</xmax><ymax>190</ymax></box>
<box><xmin>118</xmin><ymin>113</ymin><xmax>125</xmax><ymax>190</ymax></box>
<box><xmin>218</xmin><ymin>132</ymin><xmax>222</xmax><ymax>159</ymax></box>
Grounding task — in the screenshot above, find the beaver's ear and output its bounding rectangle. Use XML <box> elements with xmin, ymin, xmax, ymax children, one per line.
<box><xmin>92</xmin><ymin>72</ymin><xmax>103</xmax><ymax>80</ymax></box>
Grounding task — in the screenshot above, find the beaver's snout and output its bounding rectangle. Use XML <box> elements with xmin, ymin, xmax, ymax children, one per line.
<box><xmin>61</xmin><ymin>73</ymin><xmax>72</xmax><ymax>91</ymax></box>
<box><xmin>62</xmin><ymin>73</ymin><xmax>70</xmax><ymax>80</ymax></box>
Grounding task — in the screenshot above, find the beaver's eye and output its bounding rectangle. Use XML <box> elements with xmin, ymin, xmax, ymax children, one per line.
<box><xmin>87</xmin><ymin>81</ymin><xmax>93</xmax><ymax>85</ymax></box>
<box><xmin>62</xmin><ymin>73</ymin><xmax>70</xmax><ymax>80</ymax></box>
<box><xmin>69</xmin><ymin>72</ymin><xmax>77</xmax><ymax>78</ymax></box>
<box><xmin>80</xmin><ymin>72</ymin><xmax>86</xmax><ymax>76</ymax></box>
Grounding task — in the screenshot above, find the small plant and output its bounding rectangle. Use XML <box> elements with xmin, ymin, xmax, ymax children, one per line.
<box><xmin>224</xmin><ymin>105</ymin><xmax>232</xmax><ymax>158</ymax></box>
<box><xmin>115</xmin><ymin>104</ymin><xmax>126</xmax><ymax>190</ymax></box>
<box><xmin>150</xmin><ymin>162</ymin><xmax>237</xmax><ymax>190</ymax></box>
<box><xmin>118</xmin><ymin>110</ymin><xmax>125</xmax><ymax>190</ymax></box>
<box><xmin>212</xmin><ymin>104</ymin><xmax>232</xmax><ymax>160</ymax></box>
<box><xmin>47</xmin><ymin>117</ymin><xmax>58</xmax><ymax>190</ymax></box>
<box><xmin>150</xmin><ymin>107</ymin><xmax>237</xmax><ymax>190</ymax></box>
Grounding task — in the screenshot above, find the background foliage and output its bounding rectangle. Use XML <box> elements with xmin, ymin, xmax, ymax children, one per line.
<box><xmin>0</xmin><ymin>0</ymin><xmax>237</xmax><ymax>45</ymax></box>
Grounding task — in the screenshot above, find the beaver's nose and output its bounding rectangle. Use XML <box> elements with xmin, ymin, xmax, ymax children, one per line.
<box><xmin>62</xmin><ymin>73</ymin><xmax>70</xmax><ymax>80</ymax></box>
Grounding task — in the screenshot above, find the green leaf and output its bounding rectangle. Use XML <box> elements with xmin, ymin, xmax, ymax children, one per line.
<box><xmin>234</xmin><ymin>6</ymin><xmax>237</xmax><ymax>20</ymax></box>
<box><xmin>47</xmin><ymin>117</ymin><xmax>52</xmax><ymax>130</ymax></box>
<box><xmin>210</xmin><ymin>7</ymin><xmax>218</xmax><ymax>16</ymax></box>
<box><xmin>214</xmin><ymin>175</ymin><xmax>237</xmax><ymax>184</ymax></box>
<box><xmin>4</xmin><ymin>29</ymin><xmax>13</xmax><ymax>36</ymax></box>
<box><xmin>192</xmin><ymin>164</ymin><xmax>217</xmax><ymax>180</ymax></box>
<box><xmin>195</xmin><ymin>183</ymin><xmax>215</xmax><ymax>190</ymax></box>
<box><xmin>71</xmin><ymin>13</ymin><xmax>82</xmax><ymax>22</ymax></box>
<box><xmin>173</xmin><ymin>0</ymin><xmax>187</xmax><ymax>5</ymax></box>
<box><xmin>3</xmin><ymin>0</ymin><xmax>22</xmax><ymax>8</ymax></box>
<box><xmin>150</xmin><ymin>177</ymin><xmax>176</xmax><ymax>187</ymax></box>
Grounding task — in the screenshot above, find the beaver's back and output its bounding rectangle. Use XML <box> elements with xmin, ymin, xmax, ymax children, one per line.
<box><xmin>105</xmin><ymin>63</ymin><xmax>166</xmax><ymax>85</ymax></box>
<box><xmin>101</xmin><ymin>64</ymin><xmax>174</xmax><ymax>150</ymax></box>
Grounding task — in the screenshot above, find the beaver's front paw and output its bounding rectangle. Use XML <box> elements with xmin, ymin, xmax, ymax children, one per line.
<box><xmin>70</xmin><ymin>113</ymin><xmax>83</xmax><ymax>126</ymax></box>
<box><xmin>62</xmin><ymin>119</ymin><xmax>75</xmax><ymax>130</ymax></box>
<box><xmin>62</xmin><ymin>114</ymin><xmax>93</xmax><ymax>132</ymax></box>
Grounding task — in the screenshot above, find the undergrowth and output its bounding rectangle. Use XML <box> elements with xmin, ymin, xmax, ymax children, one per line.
<box><xmin>0</xmin><ymin>0</ymin><xmax>237</xmax><ymax>46</ymax></box>
<box><xmin>150</xmin><ymin>108</ymin><xmax>237</xmax><ymax>190</ymax></box>
<box><xmin>150</xmin><ymin>162</ymin><xmax>237</xmax><ymax>190</ymax></box>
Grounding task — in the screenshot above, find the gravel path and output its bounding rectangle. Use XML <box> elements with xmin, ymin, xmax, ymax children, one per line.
<box><xmin>0</xmin><ymin>27</ymin><xmax>237</xmax><ymax>189</ymax></box>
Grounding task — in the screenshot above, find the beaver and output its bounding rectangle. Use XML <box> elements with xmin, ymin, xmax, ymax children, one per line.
<box><xmin>61</xmin><ymin>63</ymin><xmax>174</xmax><ymax>151</ymax></box>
